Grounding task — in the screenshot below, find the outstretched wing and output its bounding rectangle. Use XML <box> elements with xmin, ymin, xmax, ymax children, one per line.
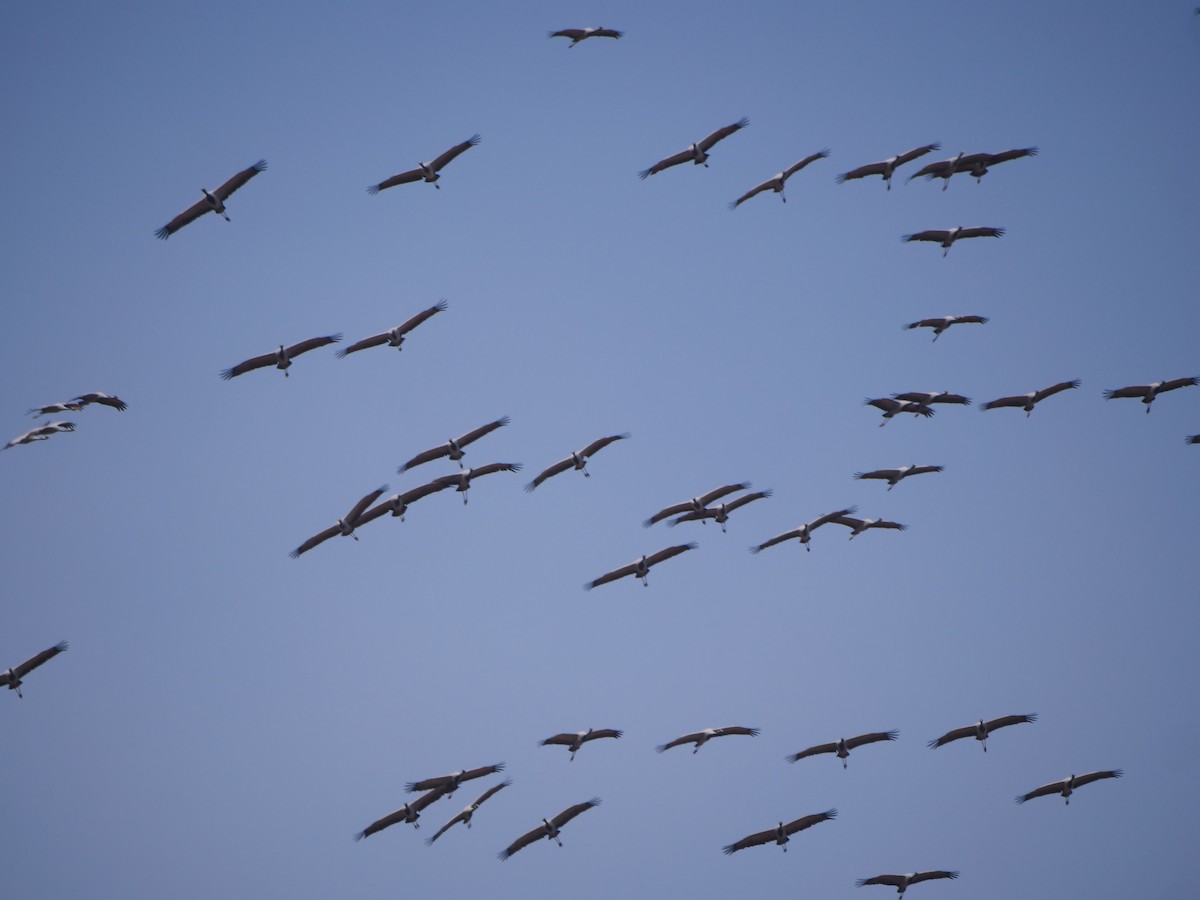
<box><xmin>289</xmin><ymin>524</ymin><xmax>342</xmax><ymax>559</ymax></box>
<box><xmin>336</xmin><ymin>333</ymin><xmax>390</xmax><ymax>357</ymax></box>
<box><xmin>639</xmin><ymin>149</ymin><xmax>695</xmax><ymax>180</ymax></box>
<box><xmin>782</xmin><ymin>149</ymin><xmax>830</xmax><ymax>179</ymax></box>
<box><xmin>397</xmin><ymin>300</ymin><xmax>449</xmax><ymax>335</ymax></box>
<box><xmin>156</xmin><ymin>197</ymin><xmax>213</xmax><ymax>239</ymax></box>
<box><xmin>367</xmin><ymin>167</ymin><xmax>423</xmax><ymax>194</ymax></box>
<box><xmin>551</xmin><ymin>797</ymin><xmax>601</xmax><ymax>829</ymax></box>
<box><xmin>12</xmin><ymin>641</ymin><xmax>69</xmax><ymax>679</ymax></box>
<box><xmin>466</xmin><ymin>462</ymin><xmax>522</xmax><ymax>480</ymax></box>
<box><xmin>697</xmin><ymin>117</ymin><xmax>749</xmax><ymax>153</ymax></box>
<box><xmin>212</xmin><ymin>159</ymin><xmax>268</xmax><ymax>201</ymax></box>
<box><xmin>750</xmin><ymin>529</ymin><xmax>803</xmax><ymax>553</ymax></box>
<box><xmin>984</xmin><ymin>713</ymin><xmax>1037</xmax><ymax>733</ymax></box>
<box><xmin>1034</xmin><ymin>379</ymin><xmax>1081</xmax><ymax>402</ymax></box>
<box><xmin>784</xmin><ymin>808</ymin><xmax>837</xmax><ymax>835</ymax></box>
<box><xmin>424</xmin><ymin>809</ymin><xmax>469</xmax><ymax>845</ymax></box>
<box><xmin>582</xmin><ymin>729</ymin><xmax>622</xmax><ymax>743</ymax></box>
<box><xmin>1160</xmin><ymin>376</ymin><xmax>1199</xmax><ymax>393</ymax></box>
<box><xmin>714</xmin><ymin>726</ymin><xmax>760</xmax><ymax>738</ymax></box>
<box><xmin>656</xmin><ymin>732</ymin><xmax>703</xmax><ymax>753</ymax></box>
<box><xmin>981</xmin><ymin>394</ymin><xmax>1029</xmax><ymax>411</ymax></box>
<box><xmin>429</xmin><ymin>134</ymin><xmax>481</xmax><ymax>172</ymax></box>
<box><xmin>722</xmin><ymin>827</ymin><xmax>776</xmax><ymax>854</ymax></box>
<box><xmin>902</xmin><ymin>230</ymin><xmax>952</xmax><ymax>244</ymax></box>
<box><xmin>221</xmin><ymin>352</ymin><xmax>278</xmax><ymax>380</ymax></box>
<box><xmin>894</xmin><ymin>143</ymin><xmax>941</xmax><ymax>166</ymax></box>
<box><xmin>722</xmin><ymin>490</ymin><xmax>772</xmax><ymax>513</ymax></box>
<box><xmin>1074</xmin><ymin>769</ymin><xmax>1123</xmax><ymax>788</ymax></box>
<box><xmin>285</xmin><ymin>334</ymin><xmax>342</xmax><ymax>358</ymax></box>
<box><xmin>787</xmin><ymin>742</ymin><xmax>837</xmax><ymax>762</ymax></box>
<box><xmin>957</xmin><ymin>226</ymin><xmax>1005</xmax><ymax>240</ymax></box>
<box><xmin>699</xmin><ymin>483</ymin><xmax>750</xmax><ymax>506</ymax></box>
<box><xmin>729</xmin><ymin>179</ymin><xmax>774</xmax><ymax>209</ymax></box>
<box><xmin>645</xmin><ymin>542</ymin><xmax>698</xmax><ymax>567</ymax></box>
<box><xmin>525</xmin><ymin>458</ymin><xmax>573</xmax><ymax>491</ymax></box>
<box><xmin>456</xmin><ymin>416</ymin><xmax>511</xmax><ymax>447</ymax></box>
<box><xmin>580</xmin><ymin>433</ymin><xmax>629</xmax><ymax>458</ymax></box>
<box><xmin>584</xmin><ymin>562</ymin><xmax>638</xmax><ymax>590</ymax></box>
<box><xmin>845</xmin><ymin>731</ymin><xmax>898</xmax><ymax>750</ymax></box>
<box><xmin>911</xmin><ymin>871</ymin><xmax>960</xmax><ymax>885</ymax></box>
<box><xmin>1016</xmin><ymin>779</ymin><xmax>1066</xmax><ymax>803</ymax></box>
<box><xmin>346</xmin><ymin>486</ymin><xmax>389</xmax><ymax>526</ymax></box>
<box><xmin>498</xmin><ymin>823</ymin><xmax>548</xmax><ymax>860</ymax></box>
<box><xmin>836</xmin><ymin>161</ymin><xmax>887</xmax><ymax>183</ymax></box>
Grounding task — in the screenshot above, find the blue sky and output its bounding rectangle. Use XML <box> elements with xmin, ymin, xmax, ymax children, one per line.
<box><xmin>3</xmin><ymin>2</ymin><xmax>1199</xmax><ymax>897</ymax></box>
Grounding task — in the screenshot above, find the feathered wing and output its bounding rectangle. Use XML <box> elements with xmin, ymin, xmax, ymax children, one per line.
<box><xmin>1035</xmin><ymin>379</ymin><xmax>1081</xmax><ymax>402</ymax></box>
<box><xmin>8</xmin><ymin>641</ymin><xmax>69</xmax><ymax>680</ymax></box>
<box><xmin>787</xmin><ymin>742</ymin><xmax>838</xmax><ymax>762</ymax></box>
<box><xmin>857</xmin><ymin>875</ymin><xmax>907</xmax><ymax>888</ymax></box>
<box><xmin>400</xmin><ymin>444</ymin><xmax>451</xmax><ymax>471</ymax></box>
<box><xmin>751</xmin><ymin>529</ymin><xmax>803</xmax><ymax>553</ymax></box>
<box><xmin>782</xmin><ymin>149</ymin><xmax>830</xmax><ymax>178</ymax></box>
<box><xmin>355</xmin><ymin>788</ymin><xmax>445</xmax><ymax>840</ymax></box>
<box><xmin>551</xmin><ymin>797</ymin><xmax>601</xmax><ymax>829</ymax></box>
<box><xmin>639</xmin><ymin>149</ymin><xmax>695</xmax><ymax>180</ymax></box>
<box><xmin>584</xmin><ymin>562</ymin><xmax>638</xmax><ymax>590</ymax></box>
<box><xmin>958</xmin><ymin>226</ymin><xmax>1005</xmax><ymax>240</ymax></box>
<box><xmin>470</xmin><ymin>779</ymin><xmax>512</xmax><ymax>807</ymax></box>
<box><xmin>722</xmin><ymin>827</ymin><xmax>777</xmax><ymax>854</ymax></box>
<box><xmin>368</xmin><ymin>167</ymin><xmax>423</xmax><ymax>194</ymax></box>
<box><xmin>1158</xmin><ymin>376</ymin><xmax>1198</xmax><ymax>393</ymax></box>
<box><xmin>697</xmin><ymin>117</ymin><xmax>749</xmax><ymax>153</ymax></box>
<box><xmin>985</xmin><ymin>713</ymin><xmax>1037</xmax><ymax>733</ymax></box>
<box><xmin>540</xmin><ymin>733</ymin><xmax>578</xmax><ymax>747</ymax></box>
<box><xmin>289</xmin><ymin>524</ymin><xmax>342</xmax><ymax>559</ymax></box>
<box><xmin>699</xmin><ymin>483</ymin><xmax>750</xmax><ymax>505</ymax></box>
<box><xmin>220</xmin><ymin>352</ymin><xmax>278</xmax><ymax>380</ymax></box>
<box><xmin>212</xmin><ymin>160</ymin><xmax>268</xmax><ymax>201</ymax></box>
<box><xmin>1074</xmin><ymin>769</ymin><xmax>1123</xmax><ymax>788</ymax></box>
<box><xmin>910</xmin><ymin>871</ymin><xmax>959</xmax><ymax>885</ymax></box>
<box><xmin>981</xmin><ymin>394</ymin><xmax>1029</xmax><ymax>411</ymax></box>
<box><xmin>345</xmin><ymin>486</ymin><xmax>389</xmax><ymax>526</ymax></box>
<box><xmin>730</xmin><ymin>180</ymin><xmax>775</xmax><ymax>208</ymax></box>
<box><xmin>644</xmin><ymin>542</ymin><xmax>698</xmax><ymax>567</ymax></box>
<box><xmin>336</xmin><ymin>333</ymin><xmax>390</xmax><ymax>357</ymax></box>
<box><xmin>656</xmin><ymin>732</ymin><xmax>704</xmax><ymax>753</ymax></box>
<box><xmin>456</xmin><ymin>416</ymin><xmax>512</xmax><ymax>448</ymax></box>
<box><xmin>895</xmin><ymin>143</ymin><xmax>941</xmax><ymax>166</ymax></box>
<box><xmin>836</xmin><ymin>161</ymin><xmax>887</xmax><ymax>183</ymax></box>
<box><xmin>1016</xmin><ymin>779</ymin><xmax>1067</xmax><ymax>803</ymax></box>
<box><xmin>580</xmin><ymin>433</ymin><xmax>629</xmax><ymax>458</ymax></box>
<box><xmin>715</xmin><ymin>726</ymin><xmax>760</xmax><ymax>738</ymax></box>
<box><xmin>429</xmin><ymin>135</ymin><xmax>481</xmax><ymax>172</ymax></box>
<box><xmin>156</xmin><ymin>197</ymin><xmax>214</xmax><ymax>238</ymax></box>
<box><xmin>644</xmin><ymin>502</ymin><xmax>693</xmax><ymax>527</ymax></box>
<box><xmin>424</xmin><ymin>810</ymin><xmax>469</xmax><ymax>845</ymax></box>
<box><xmin>74</xmin><ymin>392</ymin><xmax>127</xmax><ymax>410</ymax></box>
<box><xmin>809</xmin><ymin>507</ymin><xmax>858</xmax><ymax>529</ymax></box>
<box><xmin>722</xmin><ymin>490</ymin><xmax>772</xmax><ymax>513</ymax></box>
<box><xmin>397</xmin><ymin>300</ymin><xmax>449</xmax><ymax>335</ymax></box>
<box><xmin>498</xmin><ymin>823</ymin><xmax>549</xmax><ymax>860</ymax></box>
<box><xmin>582</xmin><ymin>728</ymin><xmax>622</xmax><ymax>743</ymax></box>
<box><xmin>855</xmin><ymin>470</ymin><xmax>897</xmax><ymax>482</ymax></box>
<box><xmin>846</xmin><ymin>730</ymin><xmax>899</xmax><ymax>750</ymax></box>
<box><xmin>526</xmin><ymin>458</ymin><xmax>573</xmax><ymax>491</ymax></box>
<box><xmin>784</xmin><ymin>809</ymin><xmax>837</xmax><ymax>834</ymax></box>
<box><xmin>902</xmin><ymin>230</ymin><xmax>951</xmax><ymax>244</ymax></box>
<box><xmin>464</xmin><ymin>462</ymin><xmax>522</xmax><ymax>481</ymax></box>
<box><xmin>406</xmin><ymin>763</ymin><xmax>505</xmax><ymax>793</ymax></box>
<box><xmin>284</xmin><ymin>334</ymin><xmax>342</xmax><ymax>358</ymax></box>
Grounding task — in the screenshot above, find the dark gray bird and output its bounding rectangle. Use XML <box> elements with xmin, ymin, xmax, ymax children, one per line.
<box><xmin>902</xmin><ymin>226</ymin><xmax>1005</xmax><ymax>256</ymax></box>
<box><xmin>354</xmin><ymin>481</ymin><xmax>455</xmax><ymax>526</ymax></box>
<box><xmin>498</xmin><ymin>798</ymin><xmax>601</xmax><ymax>860</ymax></box>
<box><xmin>892</xmin><ymin>391</ymin><xmax>970</xmax><ymax>407</ymax></box>
<box><xmin>525</xmin><ymin>434</ymin><xmax>629</xmax><ymax>491</ymax></box>
<box><xmin>337</xmin><ymin>301</ymin><xmax>447</xmax><ymax>358</ymax></box>
<box><xmin>854</xmin><ymin>466</ymin><xmax>942</xmax><ymax>491</ymax></box>
<box><xmin>399</xmin><ymin>417</ymin><xmax>510</xmax><ymax>472</ymax></box>
<box><xmin>4</xmin><ymin>422</ymin><xmax>76</xmax><ymax>450</ymax></box>
<box><xmin>585</xmin><ymin>543</ymin><xmax>698</xmax><ymax>590</ymax></box>
<box><xmin>1187</xmin><ymin>435</ymin><xmax>1199</xmax><ymax>445</ymax></box>
<box><xmin>424</xmin><ymin>780</ymin><xmax>511</xmax><ymax>846</ymax></box>
<box><xmin>221</xmin><ymin>335</ymin><xmax>342</xmax><ymax>380</ymax></box>
<box><xmin>1016</xmin><ymin>770</ymin><xmax>1122</xmax><ymax>805</ymax></box>
<box><xmin>905</xmin><ymin>315</ymin><xmax>988</xmax><ymax>341</ymax></box>
<box><xmin>644</xmin><ymin>483</ymin><xmax>751</xmax><ymax>527</ymax></box>
<box><xmin>830</xmin><ymin>515</ymin><xmax>906</xmax><ymax>539</ymax></box>
<box><xmin>866</xmin><ymin>398</ymin><xmax>935</xmax><ymax>427</ymax></box>
<box><xmin>2</xmin><ymin>641</ymin><xmax>68</xmax><ymax>699</ymax></box>
<box><xmin>639</xmin><ymin>118</ymin><xmax>749</xmax><ymax>179</ymax></box>
<box><xmin>549</xmin><ymin>26</ymin><xmax>623</xmax><ymax>45</ymax></box>
<box><xmin>432</xmin><ymin>463</ymin><xmax>523</xmax><ymax>505</ymax></box>
<box><xmin>668</xmin><ymin>490</ymin><xmax>773</xmax><ymax>532</ymax></box>
<box><xmin>722</xmin><ymin>809</ymin><xmax>836</xmax><ymax>854</ymax></box>
<box><xmin>27</xmin><ymin>402</ymin><xmax>83</xmax><ymax>417</ymax></box>
<box><xmin>907</xmin><ymin>147</ymin><xmax>1037</xmax><ymax>189</ymax></box>
<box><xmin>354</xmin><ymin>787</ymin><xmax>448</xmax><ymax>839</ymax></box>
<box><xmin>788</xmin><ymin>731</ymin><xmax>898</xmax><ymax>768</ymax></box>
<box><xmin>155</xmin><ymin>160</ymin><xmax>267</xmax><ymax>239</ymax></box>
<box><xmin>928</xmin><ymin>714</ymin><xmax>1037</xmax><ymax>752</ymax></box>
<box><xmin>289</xmin><ymin>486</ymin><xmax>389</xmax><ymax>558</ymax></box>
<box><xmin>72</xmin><ymin>392</ymin><xmax>127</xmax><ymax>411</ymax></box>
<box><xmin>982</xmin><ymin>380</ymin><xmax>1080</xmax><ymax>416</ymax></box>
<box><xmin>1103</xmin><ymin>377</ymin><xmax>1198</xmax><ymax>413</ymax></box>
<box><xmin>857</xmin><ymin>871</ymin><xmax>959</xmax><ymax>895</ymax></box>
<box><xmin>368</xmin><ymin>135</ymin><xmax>480</xmax><ymax>193</ymax></box>
<box><xmin>750</xmin><ymin>507</ymin><xmax>857</xmax><ymax>554</ymax></box>
<box><xmin>836</xmin><ymin>144</ymin><xmax>940</xmax><ymax>190</ymax></box>
<box><xmin>656</xmin><ymin>726</ymin><xmax>759</xmax><ymax>754</ymax></box>
<box><xmin>406</xmin><ymin>764</ymin><xmax>506</xmax><ymax>797</ymax></box>
<box><xmin>729</xmin><ymin>150</ymin><xmax>829</xmax><ymax>208</ymax></box>
<box><xmin>539</xmin><ymin>728</ymin><xmax>623</xmax><ymax>761</ymax></box>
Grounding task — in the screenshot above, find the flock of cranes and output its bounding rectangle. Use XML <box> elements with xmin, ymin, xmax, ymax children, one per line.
<box><xmin>8</xmin><ymin>15</ymin><xmax>1191</xmax><ymax>898</ymax></box>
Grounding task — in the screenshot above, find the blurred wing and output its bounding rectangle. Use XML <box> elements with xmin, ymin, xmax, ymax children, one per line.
<box><xmin>285</xmin><ymin>334</ymin><xmax>342</xmax><ymax>358</ymax></box>
<box><xmin>457</xmin><ymin>416</ymin><xmax>511</xmax><ymax>447</ymax></box>
<box><xmin>857</xmin><ymin>875</ymin><xmax>905</xmax><ymax>888</ymax></box>
<box><xmin>336</xmin><ymin>333</ymin><xmax>390</xmax><ymax>357</ymax></box>
<box><xmin>836</xmin><ymin>162</ymin><xmax>886</xmax><ymax>183</ymax></box>
<box><xmin>540</xmin><ymin>733</ymin><xmax>576</xmax><ymax>747</ymax></box>
<box><xmin>908</xmin><ymin>466</ymin><xmax>943</xmax><ymax>477</ymax></box>
<box><xmin>809</xmin><ymin>507</ymin><xmax>857</xmax><ymax>529</ymax></box>
<box><xmin>14</xmin><ymin>641</ymin><xmax>69</xmax><ymax>678</ymax></box>
<box><xmin>959</xmin><ymin>226</ymin><xmax>1004</xmax><ymax>239</ymax></box>
<box><xmin>397</xmin><ymin>299</ymin><xmax>448</xmax><ymax>334</ymax></box>
<box><xmin>592</xmin><ymin>28</ymin><xmax>623</xmax><ymax>38</ymax></box>
<box><xmin>787</xmin><ymin>742</ymin><xmax>837</xmax><ymax>762</ymax></box>
<box><xmin>429</xmin><ymin>134</ymin><xmax>481</xmax><ymax>172</ymax></box>
<box><xmin>289</xmin><ymin>525</ymin><xmax>341</xmax><ymax>559</ymax></box>
<box><xmin>585</xmin><ymin>563</ymin><xmax>637</xmax><ymax>590</ymax></box>
<box><xmin>697</xmin><ymin>117</ymin><xmax>749</xmax><ymax>152</ymax></box>
<box><xmin>895</xmin><ymin>143</ymin><xmax>941</xmax><ymax>166</ymax></box>
<box><xmin>830</xmin><ymin>515</ymin><xmax>864</xmax><ymax>530</ymax></box>
<box><xmin>550</xmin><ymin>28</ymin><xmax>586</xmax><ymax>40</ymax></box>
<box><xmin>354</xmin><ymin>500</ymin><xmax>396</xmax><ymax>528</ymax></box>
<box><xmin>368</xmin><ymin>168</ymin><xmax>423</xmax><ymax>194</ymax></box>
<box><xmin>903</xmin><ymin>230</ymin><xmax>950</xmax><ymax>243</ymax></box>
<box><xmin>867</xmin><ymin>398</ymin><xmax>901</xmax><ymax>412</ymax></box>
<box><xmin>212</xmin><ymin>160</ymin><xmax>267</xmax><ymax>201</ymax></box>
<box><xmin>855</xmin><ymin>470</ymin><xmax>897</xmax><ymax>481</ymax></box>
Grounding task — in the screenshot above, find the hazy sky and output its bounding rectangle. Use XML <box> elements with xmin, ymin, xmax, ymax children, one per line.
<box><xmin>3</xmin><ymin>3</ymin><xmax>1199</xmax><ymax>898</ymax></box>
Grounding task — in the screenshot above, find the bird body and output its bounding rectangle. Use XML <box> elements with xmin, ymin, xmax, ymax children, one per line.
<box><xmin>156</xmin><ymin>160</ymin><xmax>267</xmax><ymax>238</ymax></box>
<box><xmin>1</xmin><ymin>641</ymin><xmax>68</xmax><ymax>698</ymax></box>
<box><xmin>982</xmin><ymin>380</ymin><xmax>1080</xmax><ymax>416</ymax></box>
<box><xmin>788</xmin><ymin>731</ymin><xmax>898</xmax><ymax>767</ymax></box>
<box><xmin>656</xmin><ymin>725</ymin><xmax>759</xmax><ymax>754</ymax></box>
<box><xmin>585</xmin><ymin>542</ymin><xmax>697</xmax><ymax>589</ymax></box>
<box><xmin>368</xmin><ymin>136</ymin><xmax>480</xmax><ymax>193</ymax></box>
<box><xmin>723</xmin><ymin>809</ymin><xmax>836</xmax><ymax>854</ymax></box>
<box><xmin>902</xmin><ymin>226</ymin><xmax>1004</xmax><ymax>256</ymax></box>
<box><xmin>730</xmin><ymin>150</ymin><xmax>829</xmax><ymax>207</ymax></box>
<box><xmin>928</xmin><ymin>714</ymin><xmax>1037</xmax><ymax>752</ymax></box>
<box><xmin>540</xmin><ymin>728</ymin><xmax>623</xmax><ymax>761</ymax></box>
<box><xmin>639</xmin><ymin>118</ymin><xmax>749</xmax><ymax>179</ymax></box>
<box><xmin>1104</xmin><ymin>377</ymin><xmax>1197</xmax><ymax>413</ymax></box>
<box><xmin>525</xmin><ymin>434</ymin><xmax>629</xmax><ymax>491</ymax></box>
<box><xmin>1016</xmin><ymin>770</ymin><xmax>1122</xmax><ymax>805</ymax></box>
<box><xmin>498</xmin><ymin>798</ymin><xmax>600</xmax><ymax>859</ymax></box>
<box><xmin>837</xmin><ymin>144</ymin><xmax>940</xmax><ymax>190</ymax></box>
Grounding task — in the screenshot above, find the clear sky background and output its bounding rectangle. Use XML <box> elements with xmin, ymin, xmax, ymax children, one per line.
<box><xmin>3</xmin><ymin>2</ymin><xmax>1199</xmax><ymax>898</ymax></box>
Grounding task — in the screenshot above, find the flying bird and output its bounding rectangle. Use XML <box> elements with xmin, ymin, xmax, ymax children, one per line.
<box><xmin>836</xmin><ymin>144</ymin><xmax>940</xmax><ymax>190</ymax></box>
<box><xmin>830</xmin><ymin>515</ymin><xmax>906</xmax><ymax>539</ymax></box>
<box><xmin>722</xmin><ymin>809</ymin><xmax>836</xmax><ymax>854</ymax></box>
<box><xmin>155</xmin><ymin>160</ymin><xmax>267</xmax><ymax>239</ymax></box>
<box><xmin>549</xmin><ymin>26</ymin><xmax>623</xmax><ymax>46</ymax></box>
<box><xmin>399</xmin><ymin>417</ymin><xmax>511</xmax><ymax>472</ymax></box>
<box><xmin>892</xmin><ymin>391</ymin><xmax>970</xmax><ymax>407</ymax></box>
<box><xmin>220</xmin><ymin>334</ymin><xmax>342</xmax><ymax>380</ymax></box>
<box><xmin>337</xmin><ymin>301</ymin><xmax>447</xmax><ymax>358</ymax></box>
<box><xmin>539</xmin><ymin>728</ymin><xmax>623</xmax><ymax>761</ymax></box>
<box><xmin>354</xmin><ymin>481</ymin><xmax>455</xmax><ymax>526</ymax></box>
<box><xmin>1103</xmin><ymin>377</ymin><xmax>1198</xmax><ymax>413</ymax></box>
<box><xmin>788</xmin><ymin>731</ymin><xmax>898</xmax><ymax>768</ymax></box>
<box><xmin>27</xmin><ymin>402</ymin><xmax>83</xmax><ymax>417</ymax></box>
<box><xmin>857</xmin><ymin>872</ymin><xmax>959</xmax><ymax>895</ymax></box>
<box><xmin>729</xmin><ymin>150</ymin><xmax>829</xmax><ymax>208</ymax></box>
<box><xmin>903</xmin><ymin>151</ymin><xmax>966</xmax><ymax>190</ymax></box>
<box><xmin>854</xmin><ymin>466</ymin><xmax>942</xmax><ymax>491</ymax></box>
<box><xmin>424</xmin><ymin>780</ymin><xmax>511</xmax><ymax>846</ymax></box>
<box><xmin>981</xmin><ymin>380</ymin><xmax>1080</xmax><ymax>416</ymax></box>
<box><xmin>406</xmin><ymin>764</ymin><xmax>506</xmax><ymax>797</ymax></box>
<box><xmin>954</xmin><ymin>147</ymin><xmax>1038</xmax><ymax>183</ymax></box>
<box><xmin>2</xmin><ymin>641</ymin><xmax>68</xmax><ymax>698</ymax></box>
<box><xmin>4</xmin><ymin>422</ymin><xmax>76</xmax><ymax>450</ymax></box>
<box><xmin>354</xmin><ymin>787</ymin><xmax>448</xmax><ymax>839</ymax></box>
<box><xmin>639</xmin><ymin>118</ymin><xmax>749</xmax><ymax>179</ymax></box>
<box><xmin>1016</xmin><ymin>770</ymin><xmax>1122</xmax><ymax>805</ymax></box>
<box><xmin>432</xmin><ymin>463</ymin><xmax>523</xmax><ymax>504</ymax></box>
<box><xmin>866</xmin><ymin>398</ymin><xmax>935</xmax><ymax>427</ymax></box>
<box><xmin>902</xmin><ymin>226</ymin><xmax>1005</xmax><ymax>256</ymax></box>
<box><xmin>905</xmin><ymin>315</ymin><xmax>988</xmax><ymax>341</ymax></box>
<box><xmin>524</xmin><ymin>434</ymin><xmax>629</xmax><ymax>491</ymax></box>
<box><xmin>668</xmin><ymin>490</ymin><xmax>773</xmax><ymax>532</ymax></box>
<box><xmin>72</xmin><ymin>392</ymin><xmax>127</xmax><ymax>411</ymax></box>
<box><xmin>367</xmin><ymin>135</ymin><xmax>480</xmax><ymax>193</ymax></box>
<box><xmin>289</xmin><ymin>486</ymin><xmax>389</xmax><ymax>558</ymax></box>
<box><xmin>498</xmin><ymin>797</ymin><xmax>601</xmax><ymax>860</ymax></box>
<box><xmin>750</xmin><ymin>507</ymin><xmax>857</xmax><ymax>553</ymax></box>
<box><xmin>584</xmin><ymin>543</ymin><xmax>697</xmax><ymax>590</ymax></box>
<box><xmin>644</xmin><ymin>483</ymin><xmax>751</xmax><ymax>527</ymax></box>
<box><xmin>656</xmin><ymin>726</ymin><xmax>759</xmax><ymax>754</ymax></box>
<box><xmin>928</xmin><ymin>714</ymin><xmax>1037</xmax><ymax>752</ymax></box>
